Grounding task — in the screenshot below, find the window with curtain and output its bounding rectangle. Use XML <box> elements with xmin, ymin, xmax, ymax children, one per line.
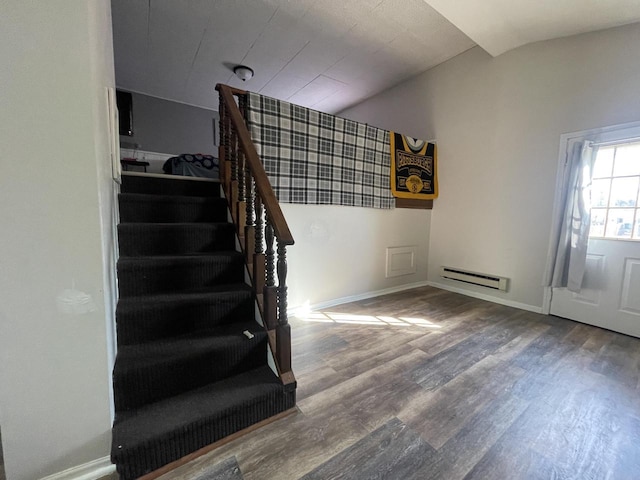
<box><xmin>590</xmin><ymin>142</ymin><xmax>640</xmax><ymax>240</ymax></box>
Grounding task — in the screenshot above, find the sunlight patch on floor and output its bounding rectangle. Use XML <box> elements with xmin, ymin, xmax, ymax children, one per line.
<box><xmin>297</xmin><ymin>311</ymin><xmax>442</xmax><ymax>328</ymax></box>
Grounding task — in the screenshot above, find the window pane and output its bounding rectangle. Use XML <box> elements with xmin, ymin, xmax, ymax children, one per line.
<box><xmin>590</xmin><ymin>208</ymin><xmax>607</xmax><ymax>237</ymax></box>
<box><xmin>609</xmin><ymin>177</ymin><xmax>639</xmax><ymax>207</ymax></box>
<box><xmin>635</xmin><ymin>210</ymin><xmax>640</xmax><ymax>239</ymax></box>
<box><xmin>613</xmin><ymin>143</ymin><xmax>640</xmax><ymax>177</ymax></box>
<box><xmin>605</xmin><ymin>208</ymin><xmax>634</xmax><ymax>239</ymax></box>
<box><xmin>592</xmin><ymin>147</ymin><xmax>614</xmax><ymax>178</ymax></box>
<box><xmin>591</xmin><ymin>179</ymin><xmax>610</xmax><ymax>207</ymax></box>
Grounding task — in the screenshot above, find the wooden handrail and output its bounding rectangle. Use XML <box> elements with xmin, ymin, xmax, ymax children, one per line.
<box><xmin>216</xmin><ymin>84</ymin><xmax>295</xmax><ymax>384</ymax></box>
<box><xmin>216</xmin><ymin>84</ymin><xmax>294</xmax><ymax>246</ymax></box>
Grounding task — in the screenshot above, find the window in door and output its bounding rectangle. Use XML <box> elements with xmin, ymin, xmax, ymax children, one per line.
<box><xmin>590</xmin><ymin>142</ymin><xmax>640</xmax><ymax>240</ymax></box>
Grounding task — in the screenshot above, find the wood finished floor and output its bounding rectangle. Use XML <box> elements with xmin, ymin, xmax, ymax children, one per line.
<box><xmin>113</xmin><ymin>286</ymin><xmax>640</xmax><ymax>479</ymax></box>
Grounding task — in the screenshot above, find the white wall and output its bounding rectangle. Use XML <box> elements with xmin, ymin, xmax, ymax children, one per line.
<box><xmin>283</xmin><ymin>204</ymin><xmax>430</xmax><ymax>311</ymax></box>
<box><xmin>341</xmin><ymin>22</ymin><xmax>640</xmax><ymax>311</ymax></box>
<box><xmin>0</xmin><ymin>1</ymin><xmax>116</xmax><ymax>479</ymax></box>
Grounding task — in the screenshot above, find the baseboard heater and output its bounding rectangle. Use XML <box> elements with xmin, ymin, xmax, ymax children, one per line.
<box><xmin>440</xmin><ymin>266</ymin><xmax>509</xmax><ymax>291</ymax></box>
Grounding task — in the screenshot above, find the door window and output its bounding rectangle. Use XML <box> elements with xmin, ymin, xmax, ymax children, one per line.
<box><xmin>590</xmin><ymin>142</ymin><xmax>640</xmax><ymax>240</ymax></box>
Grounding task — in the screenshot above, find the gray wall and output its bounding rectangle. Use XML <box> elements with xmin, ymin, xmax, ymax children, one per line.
<box><xmin>1</xmin><ymin>0</ymin><xmax>116</xmax><ymax>478</ymax></box>
<box><xmin>341</xmin><ymin>22</ymin><xmax>640</xmax><ymax>311</ymax></box>
<box><xmin>120</xmin><ymin>92</ymin><xmax>219</xmax><ymax>155</ymax></box>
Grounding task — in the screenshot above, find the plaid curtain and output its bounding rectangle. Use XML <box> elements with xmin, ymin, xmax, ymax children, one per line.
<box><xmin>246</xmin><ymin>92</ymin><xmax>394</xmax><ymax>209</ymax></box>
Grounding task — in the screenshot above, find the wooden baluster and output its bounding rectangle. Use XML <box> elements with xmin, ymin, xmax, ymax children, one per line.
<box><xmin>255</xmin><ymin>196</ymin><xmax>264</xmax><ymax>255</ymax></box>
<box><xmin>237</xmin><ymin>94</ymin><xmax>247</xmax><ymax>202</ymax></box>
<box><xmin>265</xmin><ymin>221</ymin><xmax>275</xmax><ymax>287</ymax></box>
<box><xmin>237</xmin><ymin>93</ymin><xmax>247</xmax><ymax>206</ymax></box>
<box><xmin>219</xmin><ymin>100</ymin><xmax>231</xmax><ymax>195</ymax></box>
<box><xmin>244</xmin><ymin>169</ymin><xmax>255</xmax><ymax>264</ymax></box>
<box><xmin>229</xmin><ymin>127</ymin><xmax>239</xmax><ymax>223</ymax></box>
<box><xmin>238</xmin><ymin>147</ymin><xmax>246</xmax><ymax>202</ymax></box>
<box><xmin>229</xmin><ymin>127</ymin><xmax>237</xmax><ymax>182</ymax></box>
<box><xmin>276</xmin><ymin>242</ymin><xmax>288</xmax><ymax>326</ymax></box>
<box><xmin>253</xmin><ymin>196</ymin><xmax>265</xmax><ymax>296</ymax></box>
<box><xmin>263</xmin><ymin>220</ymin><xmax>277</xmax><ymax>330</ymax></box>
<box><xmin>276</xmin><ymin>241</ymin><xmax>291</xmax><ymax>373</ymax></box>
<box><xmin>236</xmin><ymin>148</ymin><xmax>246</xmax><ymax>236</ymax></box>
<box><xmin>238</xmin><ymin>94</ymin><xmax>246</xmax><ymax>111</ymax></box>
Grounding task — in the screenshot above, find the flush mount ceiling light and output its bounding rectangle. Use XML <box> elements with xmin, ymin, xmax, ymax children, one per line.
<box><xmin>233</xmin><ymin>65</ymin><xmax>254</xmax><ymax>82</ymax></box>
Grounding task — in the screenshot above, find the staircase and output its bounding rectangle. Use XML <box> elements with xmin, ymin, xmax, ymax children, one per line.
<box><xmin>111</xmin><ymin>173</ymin><xmax>296</xmax><ymax>480</ymax></box>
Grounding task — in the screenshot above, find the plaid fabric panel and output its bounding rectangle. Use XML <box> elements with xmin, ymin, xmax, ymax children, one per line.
<box><xmin>246</xmin><ymin>92</ymin><xmax>394</xmax><ymax>209</ymax></box>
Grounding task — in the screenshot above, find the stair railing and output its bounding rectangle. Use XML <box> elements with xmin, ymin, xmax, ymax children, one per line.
<box><xmin>216</xmin><ymin>84</ymin><xmax>295</xmax><ymax>388</ymax></box>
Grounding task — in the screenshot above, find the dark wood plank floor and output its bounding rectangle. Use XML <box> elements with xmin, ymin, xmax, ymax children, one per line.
<box><xmin>143</xmin><ymin>286</ymin><xmax>640</xmax><ymax>479</ymax></box>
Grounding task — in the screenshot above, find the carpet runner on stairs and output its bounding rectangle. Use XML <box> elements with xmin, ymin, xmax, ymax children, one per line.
<box><xmin>111</xmin><ymin>174</ymin><xmax>295</xmax><ymax>480</ymax></box>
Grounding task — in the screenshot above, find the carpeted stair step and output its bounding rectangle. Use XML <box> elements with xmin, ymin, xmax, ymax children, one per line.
<box><xmin>117</xmin><ymin>253</ymin><xmax>245</xmax><ymax>297</ymax></box>
<box><xmin>121</xmin><ymin>174</ymin><xmax>221</xmax><ymax>197</ymax></box>
<box><xmin>119</xmin><ymin>193</ymin><xmax>228</xmax><ymax>223</ymax></box>
<box><xmin>112</xmin><ymin>173</ymin><xmax>296</xmax><ymax>479</ymax></box>
<box><xmin>113</xmin><ymin>320</ymin><xmax>267</xmax><ymax>412</ymax></box>
<box><xmin>117</xmin><ymin>223</ymin><xmax>235</xmax><ymax>256</ymax></box>
<box><xmin>111</xmin><ymin>365</ymin><xmax>295</xmax><ymax>480</ymax></box>
<box><xmin>116</xmin><ymin>285</ymin><xmax>254</xmax><ymax>346</ymax></box>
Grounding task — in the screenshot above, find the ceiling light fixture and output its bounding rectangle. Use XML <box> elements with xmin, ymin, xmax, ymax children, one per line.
<box><xmin>233</xmin><ymin>65</ymin><xmax>254</xmax><ymax>82</ymax></box>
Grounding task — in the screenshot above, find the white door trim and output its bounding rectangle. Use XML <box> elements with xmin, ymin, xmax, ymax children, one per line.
<box><xmin>544</xmin><ymin>120</ymin><xmax>640</xmax><ymax>333</ymax></box>
<box><xmin>544</xmin><ymin>120</ymin><xmax>640</xmax><ymax>306</ymax></box>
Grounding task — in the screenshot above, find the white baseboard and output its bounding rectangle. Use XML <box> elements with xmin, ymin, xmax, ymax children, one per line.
<box><xmin>40</xmin><ymin>456</ymin><xmax>115</xmax><ymax>480</ymax></box>
<box><xmin>289</xmin><ymin>280</ymin><xmax>430</xmax><ymax>315</ymax></box>
<box><xmin>426</xmin><ymin>281</ymin><xmax>543</xmax><ymax>314</ymax></box>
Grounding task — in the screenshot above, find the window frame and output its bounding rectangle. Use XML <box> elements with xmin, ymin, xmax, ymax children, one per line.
<box><xmin>589</xmin><ymin>141</ymin><xmax>640</xmax><ymax>241</ymax></box>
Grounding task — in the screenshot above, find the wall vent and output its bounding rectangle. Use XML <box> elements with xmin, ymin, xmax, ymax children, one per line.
<box><xmin>440</xmin><ymin>266</ymin><xmax>508</xmax><ymax>291</ymax></box>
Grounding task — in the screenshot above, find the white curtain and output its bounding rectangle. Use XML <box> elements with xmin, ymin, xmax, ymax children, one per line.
<box><xmin>544</xmin><ymin>140</ymin><xmax>598</xmax><ymax>292</ymax></box>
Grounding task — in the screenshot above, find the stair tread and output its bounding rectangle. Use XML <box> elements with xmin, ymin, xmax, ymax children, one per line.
<box><xmin>112</xmin><ymin>365</ymin><xmax>282</xmax><ymax>445</ymax></box>
<box><xmin>116</xmin><ymin>283</ymin><xmax>251</xmax><ymax>308</ymax></box>
<box><xmin>118</xmin><ymin>193</ymin><xmax>228</xmax><ymax>224</ymax></box>
<box><xmin>120</xmin><ymin>176</ymin><xmax>221</xmax><ymax>198</ymax></box>
<box><xmin>118</xmin><ymin>221</ymin><xmax>232</xmax><ymax>227</ymax></box>
<box><xmin>115</xmin><ymin>320</ymin><xmax>265</xmax><ymax>366</ymax></box>
<box><xmin>119</xmin><ymin>193</ymin><xmax>224</xmax><ymax>202</ymax></box>
<box><xmin>115</xmin><ymin>284</ymin><xmax>254</xmax><ymax>346</ymax></box>
<box><xmin>118</xmin><ymin>252</ymin><xmax>242</xmax><ymax>264</ymax></box>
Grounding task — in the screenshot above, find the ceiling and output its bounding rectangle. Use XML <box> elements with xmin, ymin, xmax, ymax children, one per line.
<box><xmin>111</xmin><ymin>0</ymin><xmax>640</xmax><ymax>114</ymax></box>
<box><xmin>427</xmin><ymin>0</ymin><xmax>640</xmax><ymax>57</ymax></box>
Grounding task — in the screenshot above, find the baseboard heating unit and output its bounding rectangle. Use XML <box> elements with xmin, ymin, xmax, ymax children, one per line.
<box><xmin>440</xmin><ymin>266</ymin><xmax>509</xmax><ymax>291</ymax></box>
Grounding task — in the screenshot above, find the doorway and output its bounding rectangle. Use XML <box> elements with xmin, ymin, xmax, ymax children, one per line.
<box><xmin>548</xmin><ymin>126</ymin><xmax>640</xmax><ymax>338</ymax></box>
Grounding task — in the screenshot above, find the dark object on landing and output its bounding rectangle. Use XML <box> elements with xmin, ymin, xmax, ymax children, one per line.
<box><xmin>163</xmin><ymin>153</ymin><xmax>219</xmax><ymax>179</ymax></box>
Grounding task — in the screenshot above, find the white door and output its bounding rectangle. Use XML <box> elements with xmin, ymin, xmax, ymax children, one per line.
<box><xmin>550</xmin><ymin>141</ymin><xmax>640</xmax><ymax>338</ymax></box>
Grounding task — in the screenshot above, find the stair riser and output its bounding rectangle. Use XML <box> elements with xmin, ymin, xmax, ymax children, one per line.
<box><xmin>118</xmin><ymin>257</ymin><xmax>244</xmax><ymax>297</ymax></box>
<box><xmin>112</xmin><ymin>389</ymin><xmax>295</xmax><ymax>480</ymax></box>
<box><xmin>116</xmin><ymin>294</ymin><xmax>254</xmax><ymax>345</ymax></box>
<box><xmin>121</xmin><ymin>175</ymin><xmax>221</xmax><ymax>197</ymax></box>
<box><xmin>119</xmin><ymin>195</ymin><xmax>228</xmax><ymax>223</ymax></box>
<box><xmin>118</xmin><ymin>224</ymin><xmax>235</xmax><ymax>256</ymax></box>
<box><xmin>114</xmin><ymin>339</ymin><xmax>268</xmax><ymax>412</ymax></box>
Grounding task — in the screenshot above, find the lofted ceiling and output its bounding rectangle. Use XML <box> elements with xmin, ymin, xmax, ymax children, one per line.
<box><xmin>426</xmin><ymin>0</ymin><xmax>640</xmax><ymax>57</ymax></box>
<box><xmin>111</xmin><ymin>0</ymin><xmax>640</xmax><ymax>114</ymax></box>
